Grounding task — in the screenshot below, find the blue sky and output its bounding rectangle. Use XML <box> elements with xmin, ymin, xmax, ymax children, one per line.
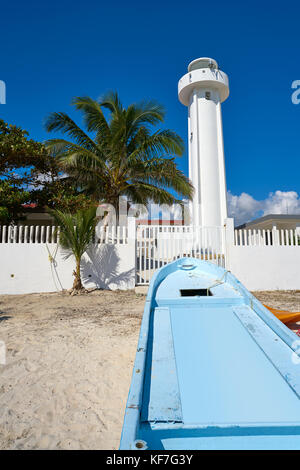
<box><xmin>1</xmin><ymin>0</ymin><xmax>300</xmax><ymax>223</ymax></box>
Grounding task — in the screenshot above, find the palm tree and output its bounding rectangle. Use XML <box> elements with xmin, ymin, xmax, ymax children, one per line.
<box><xmin>50</xmin><ymin>207</ymin><xmax>98</xmax><ymax>293</ymax></box>
<box><xmin>45</xmin><ymin>92</ymin><xmax>193</xmax><ymax>219</ymax></box>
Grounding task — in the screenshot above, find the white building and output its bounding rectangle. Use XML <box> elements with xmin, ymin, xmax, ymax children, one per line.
<box><xmin>236</xmin><ymin>214</ymin><xmax>300</xmax><ymax>232</ymax></box>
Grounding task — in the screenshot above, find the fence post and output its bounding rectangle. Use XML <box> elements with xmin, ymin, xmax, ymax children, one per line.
<box><xmin>272</xmin><ymin>225</ymin><xmax>280</xmax><ymax>246</ymax></box>
<box><xmin>224</xmin><ymin>218</ymin><xmax>234</xmax><ymax>270</ymax></box>
<box><xmin>128</xmin><ymin>217</ymin><xmax>137</xmax><ymax>286</ymax></box>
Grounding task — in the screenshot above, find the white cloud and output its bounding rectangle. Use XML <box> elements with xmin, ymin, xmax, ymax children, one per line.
<box><xmin>262</xmin><ymin>190</ymin><xmax>300</xmax><ymax>216</ymax></box>
<box><xmin>227</xmin><ymin>191</ymin><xmax>261</xmax><ymax>225</ymax></box>
<box><xmin>227</xmin><ymin>190</ymin><xmax>300</xmax><ymax>225</ymax></box>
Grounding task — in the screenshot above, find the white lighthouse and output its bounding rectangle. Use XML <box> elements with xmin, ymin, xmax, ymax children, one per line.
<box><xmin>178</xmin><ymin>57</ymin><xmax>229</xmax><ymax>227</ymax></box>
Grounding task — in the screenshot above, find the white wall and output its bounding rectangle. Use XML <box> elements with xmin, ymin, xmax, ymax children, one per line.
<box><xmin>1</xmin><ymin>218</ymin><xmax>300</xmax><ymax>295</ymax></box>
<box><xmin>0</xmin><ymin>243</ymin><xmax>135</xmax><ymax>295</ymax></box>
<box><xmin>227</xmin><ymin>245</ymin><xmax>300</xmax><ymax>291</ymax></box>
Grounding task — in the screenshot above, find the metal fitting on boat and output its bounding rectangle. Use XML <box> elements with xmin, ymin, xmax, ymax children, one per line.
<box><xmin>179</xmin><ymin>261</ymin><xmax>196</xmax><ymax>270</ymax></box>
<box><xmin>131</xmin><ymin>439</ymin><xmax>148</xmax><ymax>450</ymax></box>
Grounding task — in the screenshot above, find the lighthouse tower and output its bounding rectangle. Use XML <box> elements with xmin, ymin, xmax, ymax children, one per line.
<box><xmin>178</xmin><ymin>58</ymin><xmax>229</xmax><ymax>227</ymax></box>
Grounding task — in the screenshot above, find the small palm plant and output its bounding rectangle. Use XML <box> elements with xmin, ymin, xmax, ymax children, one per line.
<box><xmin>50</xmin><ymin>206</ymin><xmax>98</xmax><ymax>293</ymax></box>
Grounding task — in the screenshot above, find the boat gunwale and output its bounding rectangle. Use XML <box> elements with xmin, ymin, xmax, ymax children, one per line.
<box><xmin>119</xmin><ymin>262</ymin><xmax>171</xmax><ymax>449</ymax></box>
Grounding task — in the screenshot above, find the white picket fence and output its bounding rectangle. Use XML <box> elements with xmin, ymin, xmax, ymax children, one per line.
<box><xmin>234</xmin><ymin>228</ymin><xmax>300</xmax><ymax>246</ymax></box>
<box><xmin>136</xmin><ymin>225</ymin><xmax>225</xmax><ymax>285</ymax></box>
<box><xmin>0</xmin><ymin>225</ymin><xmax>128</xmax><ymax>245</ymax></box>
<box><xmin>2</xmin><ymin>223</ymin><xmax>300</xmax><ymax>290</ymax></box>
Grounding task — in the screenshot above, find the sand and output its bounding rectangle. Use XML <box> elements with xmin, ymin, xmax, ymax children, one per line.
<box><xmin>0</xmin><ymin>289</ymin><xmax>299</xmax><ymax>450</ymax></box>
<box><xmin>0</xmin><ymin>290</ymin><xmax>145</xmax><ymax>450</ymax></box>
<box><xmin>253</xmin><ymin>290</ymin><xmax>300</xmax><ymax>333</ymax></box>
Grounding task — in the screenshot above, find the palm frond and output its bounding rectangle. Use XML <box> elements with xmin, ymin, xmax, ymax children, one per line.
<box><xmin>45</xmin><ymin>112</ymin><xmax>97</xmax><ymax>151</ymax></box>
<box><xmin>124</xmin><ymin>182</ymin><xmax>180</xmax><ymax>206</ymax></box>
<box><xmin>126</xmin><ymin>101</ymin><xmax>165</xmax><ymax>138</ymax></box>
<box><xmin>99</xmin><ymin>91</ymin><xmax>123</xmax><ymax>116</ymax></box>
<box><xmin>72</xmin><ymin>96</ymin><xmax>110</xmax><ymax>136</ymax></box>
<box><xmin>45</xmin><ymin>138</ymin><xmax>107</xmax><ymax>173</ymax></box>
<box><xmin>49</xmin><ymin>207</ymin><xmax>98</xmax><ymax>261</ymax></box>
<box><xmin>128</xmin><ymin>129</ymin><xmax>184</xmax><ymax>163</ymax></box>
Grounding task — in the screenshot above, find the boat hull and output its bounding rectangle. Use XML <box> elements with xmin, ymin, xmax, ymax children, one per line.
<box><xmin>120</xmin><ymin>258</ymin><xmax>300</xmax><ymax>450</ymax></box>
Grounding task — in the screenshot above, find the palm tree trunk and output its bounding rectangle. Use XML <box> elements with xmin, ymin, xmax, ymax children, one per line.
<box><xmin>115</xmin><ymin>204</ymin><xmax>119</xmax><ymax>226</ymax></box>
<box><xmin>73</xmin><ymin>258</ymin><xmax>83</xmax><ymax>291</ymax></box>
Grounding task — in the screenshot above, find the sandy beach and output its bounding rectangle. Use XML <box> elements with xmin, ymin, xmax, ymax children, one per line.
<box><xmin>0</xmin><ymin>289</ymin><xmax>299</xmax><ymax>450</ymax></box>
<box><xmin>0</xmin><ymin>290</ymin><xmax>145</xmax><ymax>450</ymax></box>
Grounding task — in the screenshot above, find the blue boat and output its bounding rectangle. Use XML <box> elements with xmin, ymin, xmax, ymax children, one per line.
<box><xmin>120</xmin><ymin>258</ymin><xmax>300</xmax><ymax>450</ymax></box>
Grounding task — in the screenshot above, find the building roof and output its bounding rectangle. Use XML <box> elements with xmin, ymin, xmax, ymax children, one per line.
<box><xmin>21</xmin><ymin>204</ymin><xmax>48</xmax><ymax>213</ymax></box>
<box><xmin>237</xmin><ymin>214</ymin><xmax>300</xmax><ymax>229</ymax></box>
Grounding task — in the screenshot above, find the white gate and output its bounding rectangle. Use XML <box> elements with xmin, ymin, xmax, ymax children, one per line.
<box><xmin>136</xmin><ymin>225</ymin><xmax>225</xmax><ymax>285</ymax></box>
